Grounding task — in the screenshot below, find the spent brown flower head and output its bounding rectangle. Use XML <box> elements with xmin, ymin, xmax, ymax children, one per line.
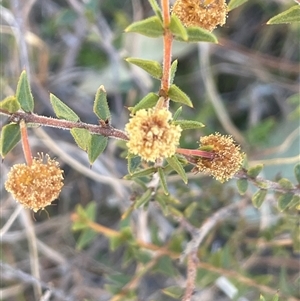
<box><xmin>5</xmin><ymin>154</ymin><xmax>64</xmax><ymax>212</ymax></box>
<box><xmin>125</xmin><ymin>108</ymin><xmax>182</xmax><ymax>162</ymax></box>
<box><xmin>193</xmin><ymin>133</ymin><xmax>244</xmax><ymax>182</ymax></box>
<box><xmin>172</xmin><ymin>0</ymin><xmax>228</xmax><ymax>32</ymax></box>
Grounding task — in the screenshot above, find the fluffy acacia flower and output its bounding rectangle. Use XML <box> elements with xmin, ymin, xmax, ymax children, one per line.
<box><xmin>172</xmin><ymin>0</ymin><xmax>228</xmax><ymax>32</ymax></box>
<box><xmin>5</xmin><ymin>154</ymin><xmax>64</xmax><ymax>212</ymax></box>
<box><xmin>125</xmin><ymin>108</ymin><xmax>182</xmax><ymax>162</ymax></box>
<box><xmin>193</xmin><ymin>133</ymin><xmax>244</xmax><ymax>182</ymax></box>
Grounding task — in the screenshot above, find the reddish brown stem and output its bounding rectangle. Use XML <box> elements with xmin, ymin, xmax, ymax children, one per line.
<box><xmin>20</xmin><ymin>119</ymin><xmax>33</xmax><ymax>165</ymax></box>
<box><xmin>161</xmin><ymin>0</ymin><xmax>173</xmax><ymax>106</ymax></box>
<box><xmin>176</xmin><ymin>148</ymin><xmax>214</xmax><ymax>159</ymax></box>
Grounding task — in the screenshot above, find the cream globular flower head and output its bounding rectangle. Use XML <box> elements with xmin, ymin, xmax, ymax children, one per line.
<box><xmin>125</xmin><ymin>108</ymin><xmax>182</xmax><ymax>162</ymax></box>
<box><xmin>5</xmin><ymin>154</ymin><xmax>64</xmax><ymax>212</ymax></box>
<box><xmin>193</xmin><ymin>133</ymin><xmax>244</xmax><ymax>183</ymax></box>
<box><xmin>172</xmin><ymin>0</ymin><xmax>228</xmax><ymax>32</ymax></box>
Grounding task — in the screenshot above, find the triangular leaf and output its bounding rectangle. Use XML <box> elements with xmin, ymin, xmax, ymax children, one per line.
<box><xmin>70</xmin><ymin>128</ymin><xmax>90</xmax><ymax>151</ymax></box>
<box><xmin>267</xmin><ymin>5</ymin><xmax>300</xmax><ymax>24</ymax></box>
<box><xmin>16</xmin><ymin>70</ymin><xmax>34</xmax><ymax>112</ymax></box>
<box><xmin>173</xmin><ymin>120</ymin><xmax>205</xmax><ymax>130</ymax></box>
<box><xmin>168</xmin><ymin>84</ymin><xmax>193</xmax><ymax>107</ymax></box>
<box><xmin>125</xmin><ymin>58</ymin><xmax>162</xmax><ymax>79</ymax></box>
<box><xmin>170</xmin><ymin>14</ymin><xmax>188</xmax><ymax>41</ymax></box>
<box><xmin>93</xmin><ymin>85</ymin><xmax>111</xmax><ymax>121</ymax></box>
<box><xmin>158</xmin><ymin>167</ymin><xmax>169</xmax><ymax>195</ymax></box>
<box><xmin>278</xmin><ymin>192</ymin><xmax>294</xmax><ymax>212</ymax></box>
<box><xmin>76</xmin><ymin>228</ymin><xmax>97</xmax><ymax>250</ymax></box>
<box><xmin>0</xmin><ymin>123</ymin><xmax>21</xmax><ymax>158</ymax></box>
<box><xmin>88</xmin><ymin>134</ymin><xmax>108</xmax><ymax>164</ymax></box>
<box><xmin>166</xmin><ymin>155</ymin><xmax>188</xmax><ymax>184</ymax></box>
<box><xmin>174</xmin><ymin>26</ymin><xmax>218</xmax><ymax>43</ymax></box>
<box><xmin>227</xmin><ymin>0</ymin><xmax>248</xmax><ymax>11</ymax></box>
<box><xmin>131</xmin><ymin>93</ymin><xmax>159</xmax><ymax>113</ymax></box>
<box><xmin>127</xmin><ymin>154</ymin><xmax>142</xmax><ymax>174</ymax></box>
<box><xmin>247</xmin><ymin>164</ymin><xmax>263</xmax><ymax>178</ymax></box>
<box><xmin>125</xmin><ymin>16</ymin><xmax>164</xmax><ymax>38</ymax></box>
<box><xmin>252</xmin><ymin>189</ymin><xmax>267</xmax><ymax>208</ymax></box>
<box><xmin>0</xmin><ymin>96</ymin><xmax>20</xmax><ymax>113</ymax></box>
<box><xmin>50</xmin><ymin>94</ymin><xmax>79</xmax><ymax>121</ymax></box>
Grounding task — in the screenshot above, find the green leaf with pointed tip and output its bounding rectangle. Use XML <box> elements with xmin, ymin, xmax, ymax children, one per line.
<box><xmin>131</xmin><ymin>93</ymin><xmax>159</xmax><ymax>113</ymax></box>
<box><xmin>127</xmin><ymin>154</ymin><xmax>142</xmax><ymax>174</ymax></box>
<box><xmin>259</xmin><ymin>295</ymin><xmax>266</xmax><ymax>301</ymax></box>
<box><xmin>288</xmin><ymin>195</ymin><xmax>300</xmax><ymax>210</ymax></box>
<box><xmin>93</xmin><ymin>85</ymin><xmax>111</xmax><ymax>121</ymax></box>
<box><xmin>134</xmin><ymin>189</ymin><xmax>152</xmax><ymax>208</ymax></box>
<box><xmin>292</xmin><ymin>220</ymin><xmax>300</xmax><ymax>252</ymax></box>
<box><xmin>170</xmin><ymin>14</ymin><xmax>188</xmax><ymax>41</ymax></box>
<box><xmin>124</xmin><ymin>166</ymin><xmax>157</xmax><ymax>179</ymax></box>
<box><xmin>125</xmin><ymin>16</ymin><xmax>164</xmax><ymax>38</ymax></box>
<box><xmin>162</xmin><ymin>286</ymin><xmax>184</xmax><ymax>298</ymax></box>
<box><xmin>166</xmin><ymin>155</ymin><xmax>188</xmax><ymax>184</ymax></box>
<box><xmin>294</xmin><ymin>164</ymin><xmax>300</xmax><ymax>184</ymax></box>
<box><xmin>148</xmin><ymin>0</ymin><xmax>162</xmax><ymax>20</ymax></box>
<box><xmin>0</xmin><ymin>96</ymin><xmax>20</xmax><ymax>113</ymax></box>
<box><xmin>278</xmin><ymin>178</ymin><xmax>294</xmax><ymax>189</ymax></box>
<box><xmin>227</xmin><ymin>0</ymin><xmax>248</xmax><ymax>11</ymax></box>
<box><xmin>16</xmin><ymin>70</ymin><xmax>34</xmax><ymax>112</ymax></box>
<box><xmin>267</xmin><ymin>5</ymin><xmax>300</xmax><ymax>24</ymax></box>
<box><xmin>168</xmin><ymin>84</ymin><xmax>193</xmax><ymax>107</ymax></box>
<box><xmin>170</xmin><ymin>60</ymin><xmax>178</xmax><ymax>85</ymax></box>
<box><xmin>125</xmin><ymin>58</ymin><xmax>162</xmax><ymax>79</ymax></box>
<box><xmin>184</xmin><ymin>202</ymin><xmax>197</xmax><ymax>218</ymax></box>
<box><xmin>88</xmin><ymin>134</ymin><xmax>108</xmax><ymax>164</ymax></box>
<box><xmin>0</xmin><ymin>123</ymin><xmax>21</xmax><ymax>158</ymax></box>
<box><xmin>173</xmin><ymin>106</ymin><xmax>182</xmax><ymax>121</ymax></box>
<box><xmin>236</xmin><ymin>178</ymin><xmax>248</xmax><ymax>195</ymax></box>
<box><xmin>278</xmin><ymin>192</ymin><xmax>294</xmax><ymax>211</ymax></box>
<box><xmin>174</xmin><ymin>27</ymin><xmax>218</xmax><ymax>43</ymax></box>
<box><xmin>252</xmin><ymin>189</ymin><xmax>267</xmax><ymax>208</ymax></box>
<box><xmin>156</xmin><ymin>194</ymin><xmax>168</xmax><ymax>215</ymax></box>
<box><xmin>70</xmin><ymin>128</ymin><xmax>90</xmax><ymax>151</ymax></box>
<box><xmin>158</xmin><ymin>167</ymin><xmax>169</xmax><ymax>195</ymax></box>
<box><xmin>50</xmin><ymin>94</ymin><xmax>79</xmax><ymax>121</ymax></box>
<box><xmin>247</xmin><ymin>164</ymin><xmax>264</xmax><ymax>178</ymax></box>
<box><xmin>76</xmin><ymin>228</ymin><xmax>97</xmax><ymax>250</ymax></box>
<box><xmin>167</xmin><ymin>205</ymin><xmax>183</xmax><ymax>217</ymax></box>
<box><xmin>173</xmin><ymin>120</ymin><xmax>205</xmax><ymax>130</ymax></box>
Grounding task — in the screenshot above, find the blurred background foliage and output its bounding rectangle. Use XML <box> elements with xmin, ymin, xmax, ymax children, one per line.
<box><xmin>0</xmin><ymin>0</ymin><xmax>299</xmax><ymax>300</ymax></box>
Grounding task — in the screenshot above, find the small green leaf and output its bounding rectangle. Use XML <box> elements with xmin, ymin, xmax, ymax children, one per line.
<box><xmin>148</xmin><ymin>0</ymin><xmax>162</xmax><ymax>20</ymax></box>
<box><xmin>184</xmin><ymin>202</ymin><xmax>197</xmax><ymax>218</ymax></box>
<box><xmin>227</xmin><ymin>0</ymin><xmax>248</xmax><ymax>11</ymax></box>
<box><xmin>155</xmin><ymin>194</ymin><xmax>168</xmax><ymax>215</ymax></box>
<box><xmin>168</xmin><ymin>84</ymin><xmax>193</xmax><ymax>107</ymax></box>
<box><xmin>87</xmin><ymin>134</ymin><xmax>108</xmax><ymax>164</ymax></box>
<box><xmin>158</xmin><ymin>167</ymin><xmax>169</xmax><ymax>195</ymax></box>
<box><xmin>267</xmin><ymin>5</ymin><xmax>300</xmax><ymax>24</ymax></box>
<box><xmin>272</xmin><ymin>294</ymin><xmax>279</xmax><ymax>301</ymax></box>
<box><xmin>236</xmin><ymin>178</ymin><xmax>248</xmax><ymax>195</ymax></box>
<box><xmin>173</xmin><ymin>106</ymin><xmax>182</xmax><ymax>120</ymax></box>
<box><xmin>0</xmin><ymin>96</ymin><xmax>20</xmax><ymax>113</ymax></box>
<box><xmin>124</xmin><ymin>166</ymin><xmax>157</xmax><ymax>179</ymax></box>
<box><xmin>93</xmin><ymin>85</ymin><xmax>111</xmax><ymax>121</ymax></box>
<box><xmin>16</xmin><ymin>70</ymin><xmax>34</xmax><ymax>112</ymax></box>
<box><xmin>155</xmin><ymin>256</ymin><xmax>177</xmax><ymax>277</ymax></box>
<box><xmin>292</xmin><ymin>220</ymin><xmax>300</xmax><ymax>252</ymax></box>
<box><xmin>170</xmin><ymin>60</ymin><xmax>178</xmax><ymax>85</ymax></box>
<box><xmin>278</xmin><ymin>178</ymin><xmax>294</xmax><ymax>189</ymax></box>
<box><xmin>252</xmin><ymin>189</ymin><xmax>267</xmax><ymax>208</ymax></box>
<box><xmin>278</xmin><ymin>192</ymin><xmax>294</xmax><ymax>211</ymax></box>
<box><xmin>247</xmin><ymin>164</ymin><xmax>264</xmax><ymax>178</ymax></box>
<box><xmin>50</xmin><ymin>94</ymin><xmax>79</xmax><ymax>121</ymax></box>
<box><xmin>162</xmin><ymin>286</ymin><xmax>184</xmax><ymax>298</ymax></box>
<box><xmin>166</xmin><ymin>155</ymin><xmax>188</xmax><ymax>184</ymax></box>
<box><xmin>259</xmin><ymin>294</ymin><xmax>266</xmax><ymax>301</ymax></box>
<box><xmin>134</xmin><ymin>189</ymin><xmax>152</xmax><ymax>208</ymax></box>
<box><xmin>288</xmin><ymin>195</ymin><xmax>300</xmax><ymax>210</ymax></box>
<box><xmin>174</xmin><ymin>27</ymin><xmax>218</xmax><ymax>43</ymax></box>
<box><xmin>70</xmin><ymin>128</ymin><xmax>90</xmax><ymax>151</ymax></box>
<box><xmin>76</xmin><ymin>228</ymin><xmax>97</xmax><ymax>250</ymax></box>
<box><xmin>173</xmin><ymin>120</ymin><xmax>205</xmax><ymax>130</ymax></box>
<box><xmin>0</xmin><ymin>123</ymin><xmax>21</xmax><ymax>158</ymax></box>
<box><xmin>131</xmin><ymin>93</ymin><xmax>159</xmax><ymax>113</ymax></box>
<box><xmin>167</xmin><ymin>205</ymin><xmax>183</xmax><ymax>217</ymax></box>
<box><xmin>294</xmin><ymin>163</ymin><xmax>300</xmax><ymax>184</ymax></box>
<box><xmin>125</xmin><ymin>58</ymin><xmax>162</xmax><ymax>79</ymax></box>
<box><xmin>125</xmin><ymin>16</ymin><xmax>164</xmax><ymax>38</ymax></box>
<box><xmin>170</xmin><ymin>14</ymin><xmax>188</xmax><ymax>41</ymax></box>
<box><xmin>127</xmin><ymin>154</ymin><xmax>142</xmax><ymax>174</ymax></box>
